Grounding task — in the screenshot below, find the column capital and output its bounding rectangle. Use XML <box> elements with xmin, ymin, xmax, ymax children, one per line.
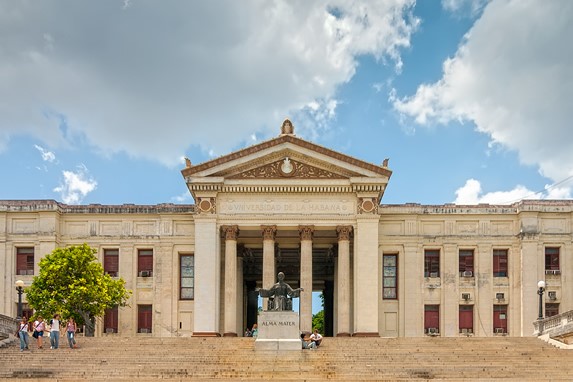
<box><xmin>298</xmin><ymin>225</ymin><xmax>314</xmax><ymax>241</ymax></box>
<box><xmin>261</xmin><ymin>225</ymin><xmax>277</xmax><ymax>241</ymax></box>
<box><xmin>336</xmin><ymin>225</ymin><xmax>353</xmax><ymax>241</ymax></box>
<box><xmin>221</xmin><ymin>225</ymin><xmax>239</xmax><ymax>240</ymax></box>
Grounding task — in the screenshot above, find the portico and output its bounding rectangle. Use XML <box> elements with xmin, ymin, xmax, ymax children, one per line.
<box><xmin>181</xmin><ymin>119</ymin><xmax>391</xmax><ymax>337</ymax></box>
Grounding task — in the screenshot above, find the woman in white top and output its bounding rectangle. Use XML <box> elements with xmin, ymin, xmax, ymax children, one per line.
<box><xmin>49</xmin><ymin>314</ymin><xmax>61</xmax><ymax>349</ymax></box>
<box><xmin>17</xmin><ymin>317</ymin><xmax>29</xmax><ymax>352</ymax></box>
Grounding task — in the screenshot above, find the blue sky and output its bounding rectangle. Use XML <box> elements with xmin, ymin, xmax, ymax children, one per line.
<box><xmin>1</xmin><ymin>0</ymin><xmax>572</xmax><ymax>207</ymax></box>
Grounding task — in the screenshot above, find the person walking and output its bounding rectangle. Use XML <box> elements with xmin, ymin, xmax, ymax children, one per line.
<box><xmin>49</xmin><ymin>314</ymin><xmax>61</xmax><ymax>349</ymax></box>
<box><xmin>66</xmin><ymin>317</ymin><xmax>77</xmax><ymax>349</ymax></box>
<box><xmin>17</xmin><ymin>317</ymin><xmax>30</xmax><ymax>352</ymax></box>
<box><xmin>33</xmin><ymin>316</ymin><xmax>46</xmax><ymax>349</ymax></box>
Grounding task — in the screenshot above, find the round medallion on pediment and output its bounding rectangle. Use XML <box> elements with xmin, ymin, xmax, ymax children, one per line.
<box><xmin>278</xmin><ymin>157</ymin><xmax>296</xmax><ymax>177</ymax></box>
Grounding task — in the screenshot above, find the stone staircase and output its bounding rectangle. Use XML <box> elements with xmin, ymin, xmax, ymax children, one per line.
<box><xmin>0</xmin><ymin>335</ymin><xmax>572</xmax><ymax>381</ymax></box>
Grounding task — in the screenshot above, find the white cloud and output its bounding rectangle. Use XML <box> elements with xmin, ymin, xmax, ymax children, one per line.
<box><xmin>53</xmin><ymin>164</ymin><xmax>97</xmax><ymax>204</ymax></box>
<box><xmin>394</xmin><ymin>0</ymin><xmax>573</xmax><ymax>195</ymax></box>
<box><xmin>441</xmin><ymin>0</ymin><xmax>488</xmax><ymax>16</ymax></box>
<box><xmin>454</xmin><ymin>178</ymin><xmax>572</xmax><ymax>205</ymax></box>
<box><xmin>0</xmin><ymin>1</ymin><xmax>418</xmax><ymax>166</ymax></box>
<box><xmin>34</xmin><ymin>144</ymin><xmax>56</xmax><ymax>162</ymax></box>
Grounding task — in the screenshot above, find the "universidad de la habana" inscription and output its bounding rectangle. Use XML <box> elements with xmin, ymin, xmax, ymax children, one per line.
<box><xmin>260</xmin><ymin>320</ymin><xmax>296</xmax><ymax>327</ymax></box>
<box><xmin>219</xmin><ymin>200</ymin><xmax>353</xmax><ymax>215</ymax></box>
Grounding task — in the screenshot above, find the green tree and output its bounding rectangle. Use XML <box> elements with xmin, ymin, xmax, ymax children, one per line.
<box><xmin>312</xmin><ymin>310</ymin><xmax>324</xmax><ymax>335</ymax></box>
<box><xmin>25</xmin><ymin>244</ymin><xmax>131</xmax><ymax>337</ymax></box>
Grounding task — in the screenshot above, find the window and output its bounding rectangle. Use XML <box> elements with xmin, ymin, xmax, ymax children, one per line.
<box><xmin>459</xmin><ymin>305</ymin><xmax>473</xmax><ymax>333</ymax></box>
<box><xmin>493</xmin><ymin>305</ymin><xmax>508</xmax><ymax>334</ymax></box>
<box><xmin>104</xmin><ymin>306</ymin><xmax>118</xmax><ymax>334</ymax></box>
<box><xmin>137</xmin><ymin>249</ymin><xmax>153</xmax><ymax>277</ymax></box>
<box><xmin>424</xmin><ymin>250</ymin><xmax>440</xmax><ymax>277</ymax></box>
<box><xmin>16</xmin><ymin>247</ymin><xmax>34</xmax><ymax>275</ymax></box>
<box><xmin>545</xmin><ymin>303</ymin><xmax>559</xmax><ymax>318</ymax></box>
<box><xmin>459</xmin><ymin>249</ymin><xmax>474</xmax><ymax>276</ymax></box>
<box><xmin>545</xmin><ymin>247</ymin><xmax>560</xmax><ymax>273</ymax></box>
<box><xmin>137</xmin><ymin>305</ymin><xmax>152</xmax><ymax>333</ymax></box>
<box><xmin>383</xmin><ymin>254</ymin><xmax>398</xmax><ymax>299</ymax></box>
<box><xmin>180</xmin><ymin>254</ymin><xmax>195</xmax><ymax>300</ymax></box>
<box><xmin>493</xmin><ymin>249</ymin><xmax>508</xmax><ymax>277</ymax></box>
<box><xmin>104</xmin><ymin>249</ymin><xmax>119</xmax><ymax>277</ymax></box>
<box><xmin>424</xmin><ymin>305</ymin><xmax>439</xmax><ymax>334</ymax></box>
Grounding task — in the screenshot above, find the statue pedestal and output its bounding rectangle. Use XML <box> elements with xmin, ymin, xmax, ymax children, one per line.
<box><xmin>255</xmin><ymin>311</ymin><xmax>301</xmax><ymax>351</ymax></box>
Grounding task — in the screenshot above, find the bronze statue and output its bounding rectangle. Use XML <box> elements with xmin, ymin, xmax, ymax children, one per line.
<box><xmin>258</xmin><ymin>272</ymin><xmax>303</xmax><ymax>311</ymax></box>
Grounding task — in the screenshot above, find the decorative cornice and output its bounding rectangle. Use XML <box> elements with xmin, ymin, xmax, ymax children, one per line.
<box><xmin>0</xmin><ymin>200</ymin><xmax>196</xmax><ymax>214</ymax></box>
<box><xmin>336</xmin><ymin>225</ymin><xmax>353</xmax><ymax>241</ymax></box>
<box><xmin>220</xmin><ymin>185</ymin><xmax>353</xmax><ymax>194</ymax></box>
<box><xmin>299</xmin><ymin>225</ymin><xmax>314</xmax><ymax>241</ymax></box>
<box><xmin>221</xmin><ymin>225</ymin><xmax>239</xmax><ymax>240</ymax></box>
<box><xmin>261</xmin><ymin>225</ymin><xmax>277</xmax><ymax>241</ymax></box>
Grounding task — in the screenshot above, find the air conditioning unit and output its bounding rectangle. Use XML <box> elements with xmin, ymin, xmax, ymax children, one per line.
<box><xmin>139</xmin><ymin>271</ymin><xmax>151</xmax><ymax>277</ymax></box>
<box><xmin>107</xmin><ymin>271</ymin><xmax>118</xmax><ymax>277</ymax></box>
<box><xmin>545</xmin><ymin>270</ymin><xmax>561</xmax><ymax>275</ymax></box>
<box><xmin>462</xmin><ymin>293</ymin><xmax>471</xmax><ymax>301</ymax></box>
<box><xmin>430</xmin><ymin>272</ymin><xmax>439</xmax><ymax>278</ymax></box>
<box><xmin>461</xmin><ymin>328</ymin><xmax>468</xmax><ymax>334</ymax></box>
<box><xmin>427</xmin><ymin>328</ymin><xmax>438</xmax><ymax>335</ymax></box>
<box><xmin>105</xmin><ymin>328</ymin><xmax>115</xmax><ymax>334</ymax></box>
<box><xmin>548</xmin><ymin>291</ymin><xmax>557</xmax><ymax>300</ymax></box>
<box><xmin>462</xmin><ymin>271</ymin><xmax>473</xmax><ymax>277</ymax></box>
<box><xmin>140</xmin><ymin>328</ymin><xmax>150</xmax><ymax>333</ymax></box>
<box><xmin>496</xmin><ymin>293</ymin><xmax>505</xmax><ymax>301</ymax></box>
<box><xmin>494</xmin><ymin>328</ymin><xmax>505</xmax><ymax>334</ymax></box>
<box><xmin>27</xmin><ymin>270</ymin><xmax>35</xmax><ymax>275</ymax></box>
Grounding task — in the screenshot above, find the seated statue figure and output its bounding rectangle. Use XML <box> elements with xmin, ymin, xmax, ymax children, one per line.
<box><xmin>258</xmin><ymin>272</ymin><xmax>304</xmax><ymax>311</ymax></box>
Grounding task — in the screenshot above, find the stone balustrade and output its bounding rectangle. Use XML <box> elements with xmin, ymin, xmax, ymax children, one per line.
<box><xmin>0</xmin><ymin>314</ymin><xmax>18</xmax><ymax>347</ymax></box>
<box><xmin>533</xmin><ymin>310</ymin><xmax>573</xmax><ymax>339</ymax></box>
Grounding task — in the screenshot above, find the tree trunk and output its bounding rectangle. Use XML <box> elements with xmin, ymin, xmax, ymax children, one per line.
<box><xmin>79</xmin><ymin>311</ymin><xmax>95</xmax><ymax>337</ymax></box>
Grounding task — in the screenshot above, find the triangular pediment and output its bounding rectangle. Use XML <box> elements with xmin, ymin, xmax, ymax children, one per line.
<box><xmin>182</xmin><ymin>134</ymin><xmax>391</xmax><ymax>180</ymax></box>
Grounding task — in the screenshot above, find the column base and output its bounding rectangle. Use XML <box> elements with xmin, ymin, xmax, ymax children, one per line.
<box><xmin>192</xmin><ymin>332</ymin><xmax>221</xmax><ymax>337</ymax></box>
<box><xmin>352</xmin><ymin>332</ymin><xmax>380</xmax><ymax>337</ymax></box>
<box><xmin>223</xmin><ymin>332</ymin><xmax>238</xmax><ymax>337</ymax></box>
<box><xmin>336</xmin><ymin>332</ymin><xmax>351</xmax><ymax>337</ymax></box>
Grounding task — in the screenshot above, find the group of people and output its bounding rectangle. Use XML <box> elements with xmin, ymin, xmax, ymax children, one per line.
<box><xmin>301</xmin><ymin>329</ymin><xmax>323</xmax><ymax>349</ymax></box>
<box><xmin>16</xmin><ymin>314</ymin><xmax>78</xmax><ymax>352</ymax></box>
<box><xmin>244</xmin><ymin>323</ymin><xmax>258</xmax><ymax>337</ymax></box>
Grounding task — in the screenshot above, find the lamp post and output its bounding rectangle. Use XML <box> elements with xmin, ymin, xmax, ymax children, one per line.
<box><xmin>537</xmin><ymin>280</ymin><xmax>546</xmax><ymax>321</ymax></box>
<box><xmin>15</xmin><ymin>280</ymin><xmax>24</xmax><ymax>319</ymax></box>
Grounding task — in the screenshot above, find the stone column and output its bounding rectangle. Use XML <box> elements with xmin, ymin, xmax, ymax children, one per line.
<box><xmin>336</xmin><ymin>225</ymin><xmax>352</xmax><ymax>336</ymax></box>
<box><xmin>222</xmin><ymin>225</ymin><xmax>239</xmax><ymax>337</ymax></box>
<box><xmin>299</xmin><ymin>225</ymin><xmax>314</xmax><ymax>333</ymax></box>
<box><xmin>261</xmin><ymin>225</ymin><xmax>277</xmax><ymax>309</ymax></box>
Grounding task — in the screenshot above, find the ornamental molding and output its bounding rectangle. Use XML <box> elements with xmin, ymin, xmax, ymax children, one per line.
<box><xmin>358</xmin><ymin>197</ymin><xmax>377</xmax><ymax>215</ymax></box>
<box><xmin>299</xmin><ymin>225</ymin><xmax>315</xmax><ymax>240</ymax></box>
<box><xmin>197</xmin><ymin>197</ymin><xmax>216</xmax><ymax>214</ymax></box>
<box><xmin>229</xmin><ymin>158</ymin><xmax>345</xmax><ymax>179</ymax></box>
<box><xmin>221</xmin><ymin>225</ymin><xmax>239</xmax><ymax>240</ymax></box>
<box><xmin>336</xmin><ymin>225</ymin><xmax>353</xmax><ymax>241</ymax></box>
<box><xmin>261</xmin><ymin>225</ymin><xmax>277</xmax><ymax>240</ymax></box>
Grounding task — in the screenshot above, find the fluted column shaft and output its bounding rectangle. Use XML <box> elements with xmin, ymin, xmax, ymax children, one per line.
<box><xmin>222</xmin><ymin>225</ymin><xmax>239</xmax><ymax>336</ymax></box>
<box><xmin>337</xmin><ymin>225</ymin><xmax>352</xmax><ymax>336</ymax></box>
<box><xmin>299</xmin><ymin>225</ymin><xmax>314</xmax><ymax>333</ymax></box>
<box><xmin>261</xmin><ymin>225</ymin><xmax>277</xmax><ymax>309</ymax></box>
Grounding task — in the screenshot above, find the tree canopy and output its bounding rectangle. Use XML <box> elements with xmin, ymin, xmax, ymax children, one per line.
<box><xmin>25</xmin><ymin>244</ymin><xmax>131</xmax><ymax>336</ymax></box>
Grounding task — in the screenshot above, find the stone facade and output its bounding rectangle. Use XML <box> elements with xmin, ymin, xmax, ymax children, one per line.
<box><xmin>1</xmin><ymin>121</ymin><xmax>572</xmax><ymax>338</ymax></box>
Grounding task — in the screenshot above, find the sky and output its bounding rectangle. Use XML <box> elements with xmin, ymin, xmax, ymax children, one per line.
<box><xmin>1</xmin><ymin>0</ymin><xmax>573</xmax><ymax>207</ymax></box>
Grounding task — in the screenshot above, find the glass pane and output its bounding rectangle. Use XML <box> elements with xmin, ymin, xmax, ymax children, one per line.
<box><xmin>384</xmin><ymin>267</ymin><xmax>396</xmax><ymax>277</ymax></box>
<box><xmin>383</xmin><ymin>278</ymin><xmax>395</xmax><ymax>287</ymax></box>
<box><xmin>383</xmin><ymin>256</ymin><xmax>396</xmax><ymax>266</ymax></box>
<box><xmin>181</xmin><ymin>288</ymin><xmax>194</xmax><ymax>299</ymax></box>
<box><xmin>181</xmin><ymin>256</ymin><xmax>193</xmax><ymax>267</ymax></box>
<box><xmin>181</xmin><ymin>267</ymin><xmax>194</xmax><ymax>277</ymax></box>
<box><xmin>181</xmin><ymin>277</ymin><xmax>194</xmax><ymax>287</ymax></box>
<box><xmin>383</xmin><ymin>288</ymin><xmax>396</xmax><ymax>299</ymax></box>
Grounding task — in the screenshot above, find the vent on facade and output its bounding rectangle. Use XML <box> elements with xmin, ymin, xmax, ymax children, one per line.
<box><xmin>105</xmin><ymin>328</ymin><xmax>115</xmax><ymax>334</ymax></box>
<box><xmin>462</xmin><ymin>293</ymin><xmax>471</xmax><ymax>301</ymax></box>
<box><xmin>139</xmin><ymin>271</ymin><xmax>151</xmax><ymax>277</ymax></box>
<box><xmin>548</xmin><ymin>291</ymin><xmax>557</xmax><ymax>300</ymax></box>
<box><xmin>462</xmin><ymin>271</ymin><xmax>473</xmax><ymax>277</ymax></box>
<box><xmin>496</xmin><ymin>293</ymin><xmax>505</xmax><ymax>301</ymax></box>
<box><xmin>430</xmin><ymin>272</ymin><xmax>439</xmax><ymax>278</ymax></box>
<box><xmin>545</xmin><ymin>270</ymin><xmax>561</xmax><ymax>275</ymax></box>
<box><xmin>494</xmin><ymin>328</ymin><xmax>505</xmax><ymax>334</ymax></box>
<box><xmin>427</xmin><ymin>328</ymin><xmax>439</xmax><ymax>335</ymax></box>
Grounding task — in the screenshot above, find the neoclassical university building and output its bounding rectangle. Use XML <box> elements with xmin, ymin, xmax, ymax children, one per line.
<box><xmin>1</xmin><ymin>120</ymin><xmax>572</xmax><ymax>338</ymax></box>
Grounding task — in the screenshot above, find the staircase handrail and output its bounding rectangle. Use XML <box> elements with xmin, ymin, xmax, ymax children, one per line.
<box><xmin>534</xmin><ymin>310</ymin><xmax>573</xmax><ymax>337</ymax></box>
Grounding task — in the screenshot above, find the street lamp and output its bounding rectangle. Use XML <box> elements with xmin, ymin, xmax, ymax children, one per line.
<box><xmin>537</xmin><ymin>280</ymin><xmax>546</xmax><ymax>321</ymax></box>
<box><xmin>15</xmin><ymin>280</ymin><xmax>24</xmax><ymax>319</ymax></box>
